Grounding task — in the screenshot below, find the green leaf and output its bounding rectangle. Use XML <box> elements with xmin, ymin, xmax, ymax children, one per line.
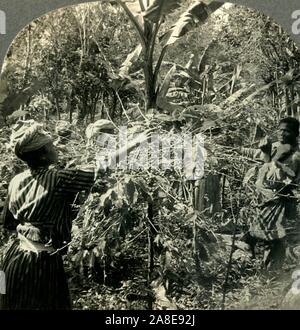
<box><xmin>197</xmin><ymin>41</ymin><xmax>216</xmax><ymax>74</ymax></box>
<box><xmin>119</xmin><ymin>45</ymin><xmax>143</xmax><ymax>78</ymax></box>
<box><xmin>156</xmin><ymin>96</ymin><xmax>184</xmax><ymax>114</ymax></box>
<box><xmin>243</xmin><ymin>166</ymin><xmax>258</xmax><ymax>185</ymax></box>
<box><xmin>99</xmin><ymin>188</ymin><xmax>118</xmax><ymax>207</ymax></box>
<box><xmin>157</xmin><ymin>64</ymin><xmax>177</xmax><ymax>98</ymax></box>
<box><xmin>200</xmin><ymin>119</ymin><xmax>217</xmax><ymax>131</ymax></box>
<box><xmin>133</xmin><ymin>177</ymin><xmax>151</xmax><ymax>200</ymax></box>
<box><xmin>7</xmin><ymin>109</ymin><xmax>29</xmax><ymax>120</ymax></box>
<box><xmin>160</xmin><ymin>1</ymin><xmax>223</xmax><ymax>47</ymax></box>
<box><xmin>222</xmin><ymin>84</ymin><xmax>256</xmax><ymax>105</ymax></box>
<box><xmin>151</xmin><ymin>280</ymin><xmax>177</xmax><ymax>310</ymax></box>
<box><xmin>143</xmin><ymin>0</ymin><xmax>181</xmax><ymax>23</ymax></box>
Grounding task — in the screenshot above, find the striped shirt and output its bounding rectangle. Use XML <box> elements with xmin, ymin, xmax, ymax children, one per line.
<box><xmin>5</xmin><ymin>167</ymin><xmax>97</xmax><ymax>249</ymax></box>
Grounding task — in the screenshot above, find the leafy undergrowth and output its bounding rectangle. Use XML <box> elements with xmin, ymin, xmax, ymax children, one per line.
<box><xmin>1</xmin><ymin>120</ymin><xmax>300</xmax><ymax>311</ymax></box>
<box><xmin>225</xmin><ymin>271</ymin><xmax>291</xmax><ymax>310</ymax></box>
<box><xmin>65</xmin><ymin>237</ymin><xmax>300</xmax><ymax>310</ymax></box>
<box><xmin>68</xmin><ymin>263</ymin><xmax>297</xmax><ymax>310</ymax></box>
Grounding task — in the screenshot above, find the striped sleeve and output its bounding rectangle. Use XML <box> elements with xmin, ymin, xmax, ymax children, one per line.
<box><xmin>56</xmin><ymin>169</ymin><xmax>96</xmax><ymax>194</ymax></box>
<box><xmin>240</xmin><ymin>147</ymin><xmax>264</xmax><ymax>161</ymax></box>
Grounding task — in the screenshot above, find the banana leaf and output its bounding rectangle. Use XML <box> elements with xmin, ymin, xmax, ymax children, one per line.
<box><xmin>159</xmin><ymin>1</ymin><xmax>223</xmax><ymax>47</ymax></box>
<box><xmin>119</xmin><ymin>45</ymin><xmax>143</xmax><ymax>77</ymax></box>
<box><xmin>157</xmin><ymin>64</ymin><xmax>177</xmax><ymax>98</ymax></box>
<box><xmin>143</xmin><ymin>0</ymin><xmax>182</xmax><ymax>23</ymax></box>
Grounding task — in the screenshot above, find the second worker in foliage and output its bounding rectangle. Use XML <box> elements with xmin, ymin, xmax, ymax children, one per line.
<box><xmin>244</xmin><ymin>117</ymin><xmax>300</xmax><ymax>270</ymax></box>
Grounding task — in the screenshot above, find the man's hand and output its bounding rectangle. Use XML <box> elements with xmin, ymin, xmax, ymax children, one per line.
<box><xmin>259</xmin><ymin>136</ymin><xmax>272</xmax><ymax>162</ymax></box>
<box><xmin>259</xmin><ymin>136</ymin><xmax>272</xmax><ymax>154</ymax></box>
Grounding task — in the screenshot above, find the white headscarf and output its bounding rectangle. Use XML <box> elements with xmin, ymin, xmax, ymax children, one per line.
<box><xmin>11</xmin><ymin>120</ymin><xmax>52</xmax><ymax>158</ymax></box>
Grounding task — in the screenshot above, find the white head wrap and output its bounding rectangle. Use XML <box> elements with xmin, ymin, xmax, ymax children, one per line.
<box><xmin>85</xmin><ymin>119</ymin><xmax>115</xmax><ymax>140</ymax></box>
<box><xmin>11</xmin><ymin>120</ymin><xmax>52</xmax><ymax>158</ymax></box>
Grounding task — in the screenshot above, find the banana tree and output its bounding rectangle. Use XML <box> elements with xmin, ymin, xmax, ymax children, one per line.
<box><xmin>109</xmin><ymin>0</ymin><xmax>224</xmax><ymax>309</ymax></box>
<box><xmin>114</xmin><ymin>0</ymin><xmax>223</xmax><ymax>111</ymax></box>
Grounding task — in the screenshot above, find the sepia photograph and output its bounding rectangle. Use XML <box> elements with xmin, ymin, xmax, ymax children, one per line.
<box><xmin>1</xmin><ymin>0</ymin><xmax>300</xmax><ymax>311</ymax></box>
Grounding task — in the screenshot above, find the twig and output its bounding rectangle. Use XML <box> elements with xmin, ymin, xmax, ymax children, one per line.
<box><xmin>127</xmin><ymin>227</ymin><xmax>148</xmax><ymax>245</ymax></box>
<box><xmin>50</xmin><ymin>241</ymin><xmax>72</xmax><ymax>256</ymax></box>
<box><xmin>116</xmin><ymin>91</ymin><xmax>130</xmax><ymax>122</ymax></box>
<box><xmin>136</xmin><ymin>104</ymin><xmax>149</xmax><ymax>122</ymax></box>
<box><xmin>104</xmin><ymin>105</ymin><xmax>121</xmax><ymax>132</ymax></box>
<box><xmin>147</xmin><ymin>216</ymin><xmax>159</xmax><ymax>234</ymax></box>
<box><xmin>221</xmin><ymin>188</ymin><xmax>238</xmax><ymax>310</ymax></box>
<box><xmin>71</xmin><ymin>192</ymin><xmax>80</xmax><ymax>208</ymax></box>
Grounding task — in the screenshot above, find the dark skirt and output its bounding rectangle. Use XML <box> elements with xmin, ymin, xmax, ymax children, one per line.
<box><xmin>0</xmin><ymin>240</ymin><xmax>71</xmax><ymax>310</ymax></box>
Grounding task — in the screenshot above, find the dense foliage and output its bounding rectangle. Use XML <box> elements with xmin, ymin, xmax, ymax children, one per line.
<box><xmin>1</xmin><ymin>1</ymin><xmax>300</xmax><ymax>310</ymax></box>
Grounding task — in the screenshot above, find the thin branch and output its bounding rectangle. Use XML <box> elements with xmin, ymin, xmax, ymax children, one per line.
<box><xmin>116</xmin><ymin>91</ymin><xmax>130</xmax><ymax>122</ymax></box>
<box><xmin>104</xmin><ymin>104</ymin><xmax>121</xmax><ymax>132</ymax></box>
<box><xmin>127</xmin><ymin>227</ymin><xmax>148</xmax><ymax>245</ymax></box>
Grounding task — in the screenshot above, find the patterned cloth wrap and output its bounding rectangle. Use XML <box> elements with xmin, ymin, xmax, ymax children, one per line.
<box><xmin>250</xmin><ymin>144</ymin><xmax>300</xmax><ymax>242</ymax></box>
<box><xmin>16</xmin><ymin>223</ymin><xmax>55</xmax><ymax>254</ymax></box>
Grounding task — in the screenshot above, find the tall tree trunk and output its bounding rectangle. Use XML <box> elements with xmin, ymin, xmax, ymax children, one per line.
<box><xmin>55</xmin><ymin>97</ymin><xmax>61</xmax><ymax>120</ymax></box>
<box><xmin>197</xmin><ymin>174</ymin><xmax>221</xmax><ymax>215</ymax></box>
<box><xmin>221</xmin><ymin>175</ymin><xmax>226</xmax><ymax>209</ymax></box>
<box><xmin>23</xmin><ymin>24</ymin><xmax>32</xmax><ymax>87</ymax></box>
